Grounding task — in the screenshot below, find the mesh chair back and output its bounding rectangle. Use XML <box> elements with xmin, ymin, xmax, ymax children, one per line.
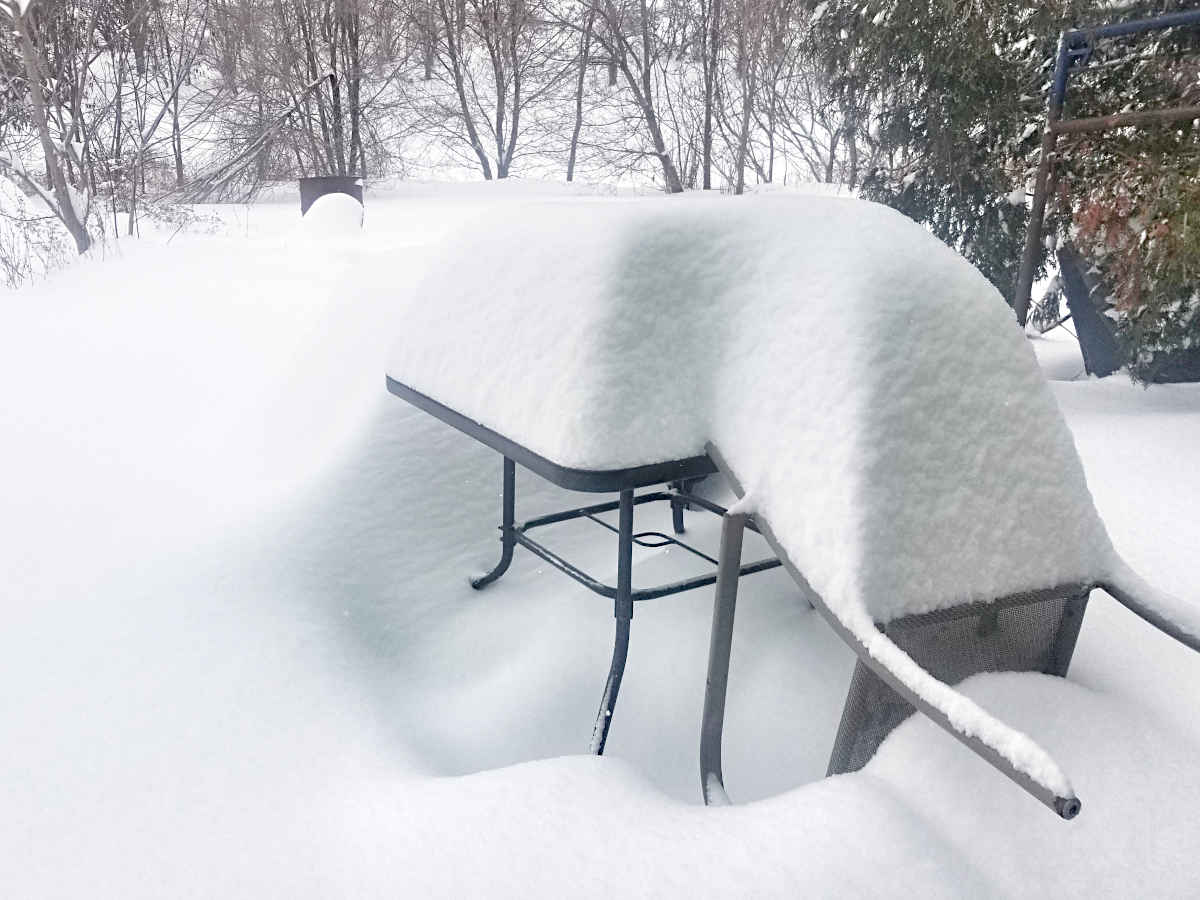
<box><xmin>827</xmin><ymin>587</ymin><xmax>1090</xmax><ymax>775</ymax></box>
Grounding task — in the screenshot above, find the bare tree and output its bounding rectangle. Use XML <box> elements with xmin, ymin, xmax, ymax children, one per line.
<box><xmin>0</xmin><ymin>0</ymin><xmax>902</xmax><ymax>285</ymax></box>
<box><xmin>699</xmin><ymin>0</ymin><xmax>720</xmax><ymax>188</ymax></box>
<box><xmin>406</xmin><ymin>0</ymin><xmax>571</xmax><ymax>179</ymax></box>
<box><xmin>729</xmin><ymin>0</ymin><xmax>764</xmax><ymax>193</ymax></box>
<box><xmin>565</xmin><ymin>3</ymin><xmax>594</xmax><ymax>182</ymax></box>
<box><xmin>1</xmin><ymin>1</ymin><xmax>96</xmax><ymax>252</ymax></box>
<box><xmin>586</xmin><ymin>0</ymin><xmax>685</xmax><ymax>192</ymax></box>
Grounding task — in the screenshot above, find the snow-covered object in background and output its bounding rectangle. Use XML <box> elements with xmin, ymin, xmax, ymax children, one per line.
<box><xmin>388</xmin><ymin>194</ymin><xmax>1112</xmax><ymax>623</ymax></box>
<box><xmin>296</xmin><ymin>192</ymin><xmax>363</xmax><ymax>239</ymax></box>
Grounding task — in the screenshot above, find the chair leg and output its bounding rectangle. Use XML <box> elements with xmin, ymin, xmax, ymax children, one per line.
<box><xmin>589</xmin><ymin>489</ymin><xmax>635</xmax><ymax>755</ymax></box>
<box><xmin>826</xmin><ymin>659</ymin><xmax>911</xmax><ymax>776</ymax></box>
<box><xmin>700</xmin><ymin>512</ymin><xmax>746</xmax><ymax>805</ymax></box>
<box><xmin>471</xmin><ymin>457</ymin><xmax>516</xmax><ymax>589</ymax></box>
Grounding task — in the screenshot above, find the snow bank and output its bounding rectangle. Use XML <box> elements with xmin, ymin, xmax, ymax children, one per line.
<box><xmin>2</xmin><ymin>214</ymin><xmax>389</xmax><ymax>560</ymax></box>
<box><xmin>388</xmin><ymin>194</ymin><xmax>1112</xmax><ymax>623</ymax></box>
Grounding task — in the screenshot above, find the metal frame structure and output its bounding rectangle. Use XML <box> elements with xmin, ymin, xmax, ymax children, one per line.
<box><xmin>823</xmin><ymin>586</ymin><xmax>1092</xmax><ymax>776</ymax></box>
<box><xmin>1014</xmin><ymin>9</ymin><xmax>1200</xmax><ymax>325</ymax></box>
<box><xmin>698</xmin><ymin>441</ymin><xmax>1200</xmax><ymax>820</ymax></box>
<box><xmin>386</xmin><ymin>377</ymin><xmax>780</xmax><ymax>754</ymax></box>
<box><xmin>696</xmin><ymin>443</ymin><xmax>1080</xmax><ymax>819</ymax></box>
<box><xmin>698</xmin><ymin>447</ymin><xmax>1094</xmax><ymax>818</ymax></box>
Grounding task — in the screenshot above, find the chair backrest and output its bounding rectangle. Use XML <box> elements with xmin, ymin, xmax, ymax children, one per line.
<box><xmin>828</xmin><ymin>585</ymin><xmax>1090</xmax><ymax>775</ymax></box>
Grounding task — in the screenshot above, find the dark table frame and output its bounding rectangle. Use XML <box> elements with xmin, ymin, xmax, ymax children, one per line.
<box><xmin>387</xmin><ymin>376</ymin><xmax>780</xmax><ymax>753</ymax></box>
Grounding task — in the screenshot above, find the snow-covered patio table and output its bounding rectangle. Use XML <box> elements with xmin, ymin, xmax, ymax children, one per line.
<box><xmin>383</xmin><ymin>377</ymin><xmax>783</xmax><ymax>756</ymax></box>
<box><xmin>386</xmin><ymin>192</ymin><xmax>1200</xmax><ymax>820</ymax></box>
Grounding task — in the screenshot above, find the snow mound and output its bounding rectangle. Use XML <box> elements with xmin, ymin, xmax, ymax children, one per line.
<box><xmin>387</xmin><ymin>195</ymin><xmax>1112</xmax><ymax>623</ymax></box>
<box><xmin>297</xmin><ymin>191</ymin><xmax>363</xmax><ymax>238</ymax></box>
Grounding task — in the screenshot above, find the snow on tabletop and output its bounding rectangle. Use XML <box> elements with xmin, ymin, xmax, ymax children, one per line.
<box><xmin>388</xmin><ymin>194</ymin><xmax>1113</xmax><ymax>625</ymax></box>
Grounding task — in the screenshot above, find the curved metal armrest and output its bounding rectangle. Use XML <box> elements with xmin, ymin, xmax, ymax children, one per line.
<box><xmin>1100</xmin><ymin>571</ymin><xmax>1200</xmax><ymax>655</ymax></box>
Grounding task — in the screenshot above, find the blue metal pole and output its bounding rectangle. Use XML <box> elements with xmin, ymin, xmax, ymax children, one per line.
<box><xmin>1014</xmin><ymin>9</ymin><xmax>1200</xmax><ymax>323</ymax></box>
<box><xmin>1067</xmin><ymin>8</ymin><xmax>1200</xmax><ymax>44</ymax></box>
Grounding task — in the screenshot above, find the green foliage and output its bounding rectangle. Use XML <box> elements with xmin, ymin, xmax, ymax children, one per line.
<box><xmin>1073</xmin><ymin>165</ymin><xmax>1200</xmax><ymax>380</ymax></box>
<box><xmin>805</xmin><ymin>0</ymin><xmax>1200</xmax><ymax>378</ymax></box>
<box><xmin>1030</xmin><ymin>275</ymin><xmax>1064</xmax><ymax>333</ymax></box>
<box><xmin>1055</xmin><ymin>6</ymin><xmax>1200</xmax><ymax>381</ymax></box>
<box><xmin>805</xmin><ymin>1</ymin><xmax>1082</xmax><ymax>292</ymax></box>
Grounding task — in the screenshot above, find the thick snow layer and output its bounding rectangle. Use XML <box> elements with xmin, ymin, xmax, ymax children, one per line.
<box><xmin>4</xmin><ymin>181</ymin><xmax>1200</xmax><ymax>897</ymax></box>
<box><xmin>388</xmin><ymin>195</ymin><xmax>1112</xmax><ymax>623</ymax></box>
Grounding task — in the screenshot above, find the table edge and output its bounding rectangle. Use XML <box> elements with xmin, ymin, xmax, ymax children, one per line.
<box><xmin>385</xmin><ymin>376</ymin><xmax>716</xmax><ymax>492</ymax></box>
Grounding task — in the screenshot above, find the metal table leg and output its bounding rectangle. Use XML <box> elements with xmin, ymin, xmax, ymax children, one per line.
<box><xmin>589</xmin><ymin>488</ymin><xmax>635</xmax><ymax>755</ymax></box>
<box><xmin>700</xmin><ymin>512</ymin><xmax>746</xmax><ymax>805</ymax></box>
<box><xmin>669</xmin><ymin>480</ymin><xmax>687</xmax><ymax>535</ymax></box>
<box><xmin>471</xmin><ymin>457</ymin><xmax>516</xmax><ymax>589</ymax></box>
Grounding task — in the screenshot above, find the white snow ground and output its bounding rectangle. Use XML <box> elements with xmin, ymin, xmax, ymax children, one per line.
<box><xmin>2</xmin><ymin>182</ymin><xmax>1199</xmax><ymax>897</ymax></box>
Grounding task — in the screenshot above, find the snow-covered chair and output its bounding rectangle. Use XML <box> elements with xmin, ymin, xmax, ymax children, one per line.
<box><xmin>387</xmin><ymin>193</ymin><xmax>1200</xmax><ymax>820</ymax></box>
<box><xmin>824</xmin><ymin>583</ymin><xmax>1089</xmax><ymax>779</ymax></box>
<box><xmin>699</xmin><ymin>444</ymin><xmax>1199</xmax><ymax>819</ymax></box>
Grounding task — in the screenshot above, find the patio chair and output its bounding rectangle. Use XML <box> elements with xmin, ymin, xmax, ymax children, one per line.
<box><xmin>699</xmin><ymin>443</ymin><xmax>1200</xmax><ymax>820</ymax></box>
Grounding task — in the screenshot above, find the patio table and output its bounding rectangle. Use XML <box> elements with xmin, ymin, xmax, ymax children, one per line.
<box><xmin>386</xmin><ymin>376</ymin><xmax>781</xmax><ymax>753</ymax></box>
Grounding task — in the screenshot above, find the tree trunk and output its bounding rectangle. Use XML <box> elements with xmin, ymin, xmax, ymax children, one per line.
<box><xmin>423</xmin><ymin>1</ymin><xmax>436</xmax><ymax>81</ymax></box>
<box><xmin>765</xmin><ymin>91</ymin><xmax>775</xmax><ymax>183</ymax></box>
<box><xmin>501</xmin><ymin>11</ymin><xmax>521</xmax><ymax>179</ymax></box>
<box><xmin>735</xmin><ymin>86</ymin><xmax>752</xmax><ymax>194</ymax></box>
<box><xmin>438</xmin><ymin>0</ymin><xmax>494</xmax><ymax>179</ymax></box>
<box><xmin>634</xmin><ymin>0</ymin><xmax>682</xmax><ymax>192</ymax></box>
<box><xmin>129</xmin><ymin>0</ymin><xmax>148</xmax><ymax>76</ymax></box>
<box><xmin>15</xmin><ymin>14</ymin><xmax>90</xmax><ymax>253</ymax></box>
<box><xmin>702</xmin><ymin>0</ymin><xmax>720</xmax><ymax>189</ymax></box>
<box><xmin>606</xmin><ymin>18</ymin><xmax>617</xmax><ymax>87</ymax></box>
<box><xmin>844</xmin><ymin>93</ymin><xmax>858</xmax><ymax>188</ymax></box>
<box><xmin>733</xmin><ymin>17</ymin><xmax>753</xmax><ymax>195</ymax></box>
<box><xmin>566</xmin><ymin>8</ymin><xmax>595</xmax><ymax>182</ymax></box>
<box><xmin>342</xmin><ymin>6</ymin><xmax>363</xmax><ymax>176</ymax></box>
<box><xmin>487</xmin><ymin>27</ymin><xmax>508</xmax><ymax>177</ymax></box>
<box><xmin>172</xmin><ymin>93</ymin><xmax>185</xmax><ymax>187</ymax></box>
